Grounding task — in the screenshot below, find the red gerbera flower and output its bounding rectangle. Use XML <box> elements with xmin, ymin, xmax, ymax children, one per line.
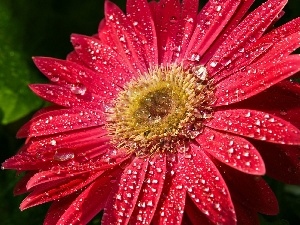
<box><xmin>3</xmin><ymin>0</ymin><xmax>300</xmax><ymax>224</ymax></box>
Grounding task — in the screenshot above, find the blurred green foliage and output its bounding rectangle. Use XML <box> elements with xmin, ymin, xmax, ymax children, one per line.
<box><xmin>0</xmin><ymin>0</ymin><xmax>299</xmax><ymax>224</ymax></box>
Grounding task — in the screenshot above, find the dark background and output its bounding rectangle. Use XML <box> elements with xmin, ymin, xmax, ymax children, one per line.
<box><xmin>0</xmin><ymin>0</ymin><xmax>300</xmax><ymax>224</ymax></box>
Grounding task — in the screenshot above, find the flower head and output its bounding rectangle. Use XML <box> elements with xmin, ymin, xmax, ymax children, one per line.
<box><xmin>3</xmin><ymin>0</ymin><xmax>300</xmax><ymax>224</ymax></box>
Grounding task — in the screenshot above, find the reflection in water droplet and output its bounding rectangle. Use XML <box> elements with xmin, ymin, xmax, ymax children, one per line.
<box><xmin>50</xmin><ymin>140</ymin><xmax>57</xmax><ymax>146</ymax></box>
<box><xmin>70</xmin><ymin>84</ymin><xmax>87</xmax><ymax>95</ymax></box>
<box><xmin>53</xmin><ymin>152</ymin><xmax>74</xmax><ymax>162</ymax></box>
<box><xmin>50</xmin><ymin>77</ymin><xmax>60</xmax><ymax>82</ymax></box>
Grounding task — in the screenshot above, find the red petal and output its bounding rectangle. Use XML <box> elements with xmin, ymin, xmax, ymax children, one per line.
<box><xmin>129</xmin><ymin>154</ymin><xmax>166</xmax><ymax>224</ymax></box>
<box><xmin>152</xmin><ymin>152</ymin><xmax>187</xmax><ymax>224</ymax></box>
<box><xmin>255</xmin><ymin>141</ymin><xmax>300</xmax><ymax>184</ymax></box>
<box><xmin>45</xmin><ymin>169</ymin><xmax>119</xmax><ymax>225</ymax></box>
<box><xmin>101</xmin><ymin>1</ymin><xmax>148</xmax><ymax>73</ymax></box>
<box><xmin>175</xmin><ymin>0</ymin><xmax>199</xmax><ymax>62</ymax></box>
<box><xmin>29</xmin><ymin>84</ymin><xmax>107</xmax><ymax>110</ymax></box>
<box><xmin>44</xmin><ymin>194</ymin><xmax>78</xmax><ymax>225</ymax></box>
<box><xmin>252</xmin><ymin>17</ymin><xmax>300</xmax><ymax>64</ymax></box>
<box><xmin>254</xmin><ymin>32</ymin><xmax>300</xmax><ymax>65</ymax></box>
<box><xmin>187</xmin><ymin>144</ymin><xmax>236</xmax><ymax>225</ymax></box>
<box><xmin>13</xmin><ymin>171</ymin><xmax>36</xmax><ymax>195</ymax></box>
<box><xmin>214</xmin><ymin>55</ymin><xmax>300</xmax><ymax>105</ymax></box>
<box><xmin>199</xmin><ymin>0</ymin><xmax>255</xmax><ymax>64</ymax></box>
<box><xmin>2</xmin><ymin>128</ymin><xmax>126</xmax><ymax>172</ymax></box>
<box><xmin>33</xmin><ymin>57</ymin><xmax>120</xmax><ymax>99</ymax></box>
<box><xmin>20</xmin><ymin>170</ymin><xmax>104</xmax><ymax>210</ymax></box>
<box><xmin>185</xmin><ymin>196</ymin><xmax>211</xmax><ymax>225</ymax></box>
<box><xmin>228</xmin><ymin>80</ymin><xmax>300</xmax><ymax>129</ymax></box>
<box><xmin>207</xmin><ymin>18</ymin><xmax>300</xmax><ymax>82</ymax></box>
<box><xmin>220</xmin><ymin>164</ymin><xmax>279</xmax><ymax>215</ymax></box>
<box><xmin>71</xmin><ymin>34</ymin><xmax>136</xmax><ymax>86</ymax></box>
<box><xmin>206</xmin><ymin>109</ymin><xmax>300</xmax><ymax>145</ymax></box>
<box><xmin>126</xmin><ymin>0</ymin><xmax>158</xmax><ymax>67</ymax></box>
<box><xmin>102</xmin><ymin>157</ymin><xmax>148</xmax><ymax>224</ymax></box>
<box><xmin>185</xmin><ymin>0</ymin><xmax>240</xmax><ymax>61</ymax></box>
<box><xmin>196</xmin><ymin>128</ymin><xmax>265</xmax><ymax>175</ymax></box>
<box><xmin>25</xmin><ymin>126</ymin><xmax>107</xmax><ymax>153</ymax></box>
<box><xmin>2</xmin><ymin>141</ymin><xmax>116</xmax><ymax>172</ymax></box>
<box><xmin>66</xmin><ymin>51</ymin><xmax>82</xmax><ymax>64</ymax></box>
<box><xmin>207</xmin><ymin>0</ymin><xmax>287</xmax><ymax>75</ymax></box>
<box><xmin>26</xmin><ymin>170</ymin><xmax>85</xmax><ymax>190</ymax></box>
<box><xmin>17</xmin><ymin>108</ymin><xmax>105</xmax><ymax>138</ymax></box>
<box><xmin>151</xmin><ymin>0</ymin><xmax>181</xmax><ymax>65</ymax></box>
<box><xmin>212</xmin><ymin>42</ymin><xmax>273</xmax><ymax>83</ymax></box>
<box><xmin>234</xmin><ymin>201</ymin><xmax>259</xmax><ymax>225</ymax></box>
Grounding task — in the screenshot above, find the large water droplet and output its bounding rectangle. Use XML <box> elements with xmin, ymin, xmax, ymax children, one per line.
<box><xmin>50</xmin><ymin>77</ymin><xmax>60</xmax><ymax>82</ymax></box>
<box><xmin>53</xmin><ymin>151</ymin><xmax>75</xmax><ymax>161</ymax></box>
<box><xmin>70</xmin><ymin>84</ymin><xmax>87</xmax><ymax>95</ymax></box>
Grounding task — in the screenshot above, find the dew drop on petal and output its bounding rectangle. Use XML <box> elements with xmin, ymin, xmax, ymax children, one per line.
<box><xmin>70</xmin><ymin>84</ymin><xmax>87</xmax><ymax>95</ymax></box>
<box><xmin>170</xmin><ymin>16</ymin><xmax>178</xmax><ymax>23</ymax></box>
<box><xmin>244</xmin><ymin>112</ymin><xmax>251</xmax><ymax>117</ymax></box>
<box><xmin>53</xmin><ymin>152</ymin><xmax>75</xmax><ymax>161</ymax></box>
<box><xmin>50</xmin><ymin>77</ymin><xmax>60</xmax><ymax>82</ymax></box>
<box><xmin>216</xmin><ymin>5</ymin><xmax>222</xmax><ymax>12</ymax></box>
<box><xmin>210</xmin><ymin>62</ymin><xmax>218</xmax><ymax>67</ymax></box>
<box><xmin>50</xmin><ymin>140</ymin><xmax>56</xmax><ymax>146</ymax></box>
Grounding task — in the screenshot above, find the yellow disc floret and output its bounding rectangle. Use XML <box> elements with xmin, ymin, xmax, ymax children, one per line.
<box><xmin>106</xmin><ymin>64</ymin><xmax>214</xmax><ymax>155</ymax></box>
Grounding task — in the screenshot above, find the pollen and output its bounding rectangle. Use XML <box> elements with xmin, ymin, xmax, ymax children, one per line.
<box><xmin>106</xmin><ymin>65</ymin><xmax>214</xmax><ymax>155</ymax></box>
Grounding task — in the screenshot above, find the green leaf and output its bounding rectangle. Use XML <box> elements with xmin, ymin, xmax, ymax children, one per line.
<box><xmin>0</xmin><ymin>1</ymin><xmax>44</xmax><ymax>125</ymax></box>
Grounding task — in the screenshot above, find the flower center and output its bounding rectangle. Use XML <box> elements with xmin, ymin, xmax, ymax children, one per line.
<box><xmin>135</xmin><ymin>88</ymin><xmax>173</xmax><ymax>124</ymax></box>
<box><xmin>106</xmin><ymin>65</ymin><xmax>214</xmax><ymax>156</ymax></box>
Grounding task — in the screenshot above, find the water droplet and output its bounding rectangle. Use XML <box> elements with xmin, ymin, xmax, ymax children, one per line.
<box><xmin>176</xmin><ymin>185</ymin><xmax>183</xmax><ymax>189</ymax></box>
<box><xmin>186</xmin><ymin>17</ymin><xmax>194</xmax><ymax>23</ymax></box>
<box><xmin>147</xmin><ymin>200</ymin><xmax>154</xmax><ymax>206</ymax></box>
<box><xmin>210</xmin><ymin>62</ymin><xmax>218</xmax><ymax>67</ymax></box>
<box><xmin>189</xmin><ymin>53</ymin><xmax>201</xmax><ymax>62</ymax></box>
<box><xmin>119</xmin><ymin>35</ymin><xmax>126</xmax><ymax>43</ymax></box>
<box><xmin>156</xmin><ymin>168</ymin><xmax>162</xmax><ymax>173</ymax></box>
<box><xmin>50</xmin><ymin>140</ymin><xmax>56</xmax><ymax>146</ymax></box>
<box><xmin>53</xmin><ymin>152</ymin><xmax>74</xmax><ymax>161</ymax></box>
<box><xmin>152</xmin><ymin>179</ymin><xmax>158</xmax><ymax>184</ymax></box>
<box><xmin>268</xmin><ymin>118</ymin><xmax>275</xmax><ymax>122</ymax></box>
<box><xmin>228</xmin><ymin>148</ymin><xmax>234</xmax><ymax>154</ymax></box>
<box><xmin>184</xmin><ymin>154</ymin><xmax>192</xmax><ymax>159</ymax></box>
<box><xmin>116</xmin><ymin>194</ymin><xmax>122</xmax><ymax>200</ymax></box>
<box><xmin>137</xmin><ymin>215</ymin><xmax>143</xmax><ymax>221</ymax></box>
<box><xmin>70</xmin><ymin>84</ymin><xmax>87</xmax><ymax>95</ymax></box>
<box><xmin>50</xmin><ymin>77</ymin><xmax>60</xmax><ymax>82</ymax></box>
<box><xmin>216</xmin><ymin>5</ymin><xmax>222</xmax><ymax>12</ymax></box>
<box><xmin>170</xmin><ymin>16</ymin><xmax>177</xmax><ymax>23</ymax></box>
<box><xmin>238</xmin><ymin>48</ymin><xmax>245</xmax><ymax>53</ymax></box>
<box><xmin>243</xmin><ymin>152</ymin><xmax>250</xmax><ymax>157</ymax></box>
<box><xmin>255</xmin><ymin>120</ymin><xmax>261</xmax><ymax>126</ymax></box>
<box><xmin>193</xmin><ymin>66</ymin><xmax>208</xmax><ymax>80</ymax></box>
<box><xmin>126</xmin><ymin>193</ymin><xmax>132</xmax><ymax>198</ymax></box>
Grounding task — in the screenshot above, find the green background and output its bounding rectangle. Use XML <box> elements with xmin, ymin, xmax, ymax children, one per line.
<box><xmin>0</xmin><ymin>0</ymin><xmax>299</xmax><ymax>224</ymax></box>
